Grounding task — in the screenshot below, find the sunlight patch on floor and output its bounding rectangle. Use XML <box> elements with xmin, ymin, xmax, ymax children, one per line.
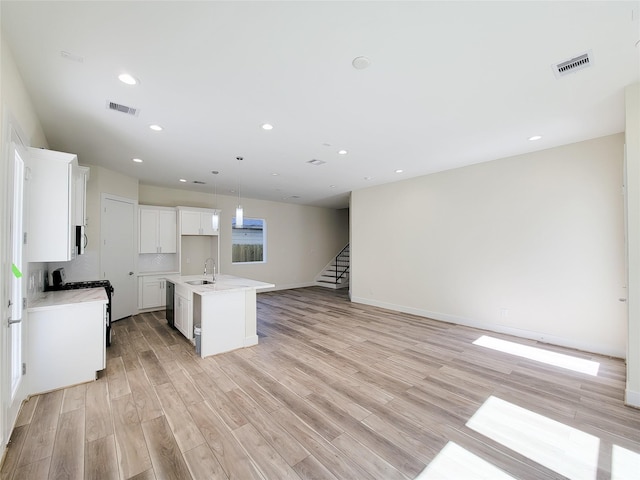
<box><xmin>416</xmin><ymin>441</ymin><xmax>516</xmax><ymax>480</ymax></box>
<box><xmin>466</xmin><ymin>396</ymin><xmax>599</xmax><ymax>480</ymax></box>
<box><xmin>473</xmin><ymin>335</ymin><xmax>600</xmax><ymax>376</ymax></box>
<box><xmin>612</xmin><ymin>445</ymin><xmax>640</xmax><ymax>480</ymax></box>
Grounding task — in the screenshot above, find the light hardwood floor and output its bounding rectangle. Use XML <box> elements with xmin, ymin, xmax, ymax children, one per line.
<box><xmin>2</xmin><ymin>287</ymin><xmax>639</xmax><ymax>479</ymax></box>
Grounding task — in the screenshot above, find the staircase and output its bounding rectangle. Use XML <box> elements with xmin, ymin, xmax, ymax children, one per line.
<box><xmin>315</xmin><ymin>245</ymin><xmax>350</xmax><ymax>289</ymax></box>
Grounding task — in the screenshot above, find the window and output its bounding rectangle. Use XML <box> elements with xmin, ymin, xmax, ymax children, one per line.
<box><xmin>232</xmin><ymin>217</ymin><xmax>266</xmax><ymax>263</ymax></box>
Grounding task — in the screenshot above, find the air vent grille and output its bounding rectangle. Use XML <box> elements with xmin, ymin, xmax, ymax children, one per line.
<box><xmin>106</xmin><ymin>101</ymin><xmax>139</xmax><ymax>116</ymax></box>
<box><xmin>307</xmin><ymin>159</ymin><xmax>326</xmax><ymax>166</ymax></box>
<box><xmin>192</xmin><ymin>180</ymin><xmax>206</xmax><ymax>185</ymax></box>
<box><xmin>552</xmin><ymin>51</ymin><xmax>592</xmax><ymax>78</ymax></box>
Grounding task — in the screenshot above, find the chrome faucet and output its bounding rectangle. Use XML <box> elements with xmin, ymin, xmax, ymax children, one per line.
<box><xmin>204</xmin><ymin>257</ymin><xmax>216</xmax><ymax>283</ymax></box>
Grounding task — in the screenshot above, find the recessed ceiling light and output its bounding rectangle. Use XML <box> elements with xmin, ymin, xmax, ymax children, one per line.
<box><xmin>261</xmin><ymin>123</ymin><xmax>274</xmax><ymax>130</ymax></box>
<box><xmin>329</xmin><ymin>185</ymin><xmax>336</xmax><ymax>188</ymax></box>
<box><xmin>364</xmin><ymin>176</ymin><xmax>373</xmax><ymax>181</ymax></box>
<box><xmin>528</xmin><ymin>135</ymin><xmax>542</xmax><ymax>141</ymax></box>
<box><xmin>395</xmin><ymin>169</ymin><xmax>403</xmax><ymax>173</ymax></box>
<box><xmin>179</xmin><ymin>178</ymin><xmax>187</xmax><ymax>183</ymax></box>
<box><xmin>352</xmin><ymin>56</ymin><xmax>371</xmax><ymax>70</ymax></box>
<box><xmin>338</xmin><ymin>149</ymin><xmax>348</xmax><ymax>155</ymax></box>
<box><xmin>118</xmin><ymin>73</ymin><xmax>138</xmax><ymax>85</ymax></box>
<box><xmin>149</xmin><ymin>124</ymin><xmax>163</xmax><ymax>131</ymax></box>
<box><xmin>271</xmin><ymin>173</ymin><xmax>279</xmax><ymax>176</ymax></box>
<box><xmin>132</xmin><ymin>158</ymin><xmax>143</xmax><ymax>163</ymax></box>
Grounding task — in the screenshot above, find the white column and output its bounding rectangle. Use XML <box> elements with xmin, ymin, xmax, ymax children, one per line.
<box><xmin>625</xmin><ymin>82</ymin><xmax>640</xmax><ymax>408</ymax></box>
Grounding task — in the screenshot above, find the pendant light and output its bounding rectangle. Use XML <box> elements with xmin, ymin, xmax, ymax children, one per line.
<box><xmin>235</xmin><ymin>156</ymin><xmax>244</xmax><ymax>228</ymax></box>
<box><xmin>211</xmin><ymin>170</ymin><xmax>219</xmax><ymax>231</ymax></box>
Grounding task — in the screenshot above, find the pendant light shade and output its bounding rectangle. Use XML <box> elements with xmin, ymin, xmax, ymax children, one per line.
<box><xmin>211</xmin><ymin>170</ymin><xmax>219</xmax><ymax>231</ymax></box>
<box><xmin>235</xmin><ymin>205</ymin><xmax>243</xmax><ymax>228</ymax></box>
<box><xmin>235</xmin><ymin>156</ymin><xmax>244</xmax><ymax>228</ymax></box>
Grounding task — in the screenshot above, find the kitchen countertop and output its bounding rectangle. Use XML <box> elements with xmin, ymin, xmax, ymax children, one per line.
<box><xmin>164</xmin><ymin>274</ymin><xmax>275</xmax><ymax>295</ymax></box>
<box><xmin>28</xmin><ymin>288</ymin><xmax>108</xmax><ymax>312</ymax></box>
<box><xmin>138</xmin><ymin>270</ymin><xmax>180</xmax><ymax>277</ymax></box>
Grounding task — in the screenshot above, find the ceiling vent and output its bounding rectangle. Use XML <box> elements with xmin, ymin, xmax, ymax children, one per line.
<box><xmin>307</xmin><ymin>159</ymin><xmax>326</xmax><ymax>166</ymax></box>
<box><xmin>106</xmin><ymin>101</ymin><xmax>139</xmax><ymax>116</ymax></box>
<box><xmin>552</xmin><ymin>51</ymin><xmax>592</xmax><ymax>78</ymax></box>
<box><xmin>192</xmin><ymin>180</ymin><xmax>206</xmax><ymax>185</ymax></box>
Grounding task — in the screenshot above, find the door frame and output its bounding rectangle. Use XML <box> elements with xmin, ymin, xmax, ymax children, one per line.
<box><xmin>1</xmin><ymin>113</ymin><xmax>30</xmax><ymax>448</ymax></box>
<box><xmin>100</xmin><ymin>193</ymin><xmax>138</xmax><ymax>319</ymax></box>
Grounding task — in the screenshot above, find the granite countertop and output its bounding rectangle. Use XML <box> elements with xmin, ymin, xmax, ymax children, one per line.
<box><xmin>164</xmin><ymin>274</ymin><xmax>275</xmax><ymax>295</ymax></box>
<box><xmin>28</xmin><ymin>288</ymin><xmax>108</xmax><ymax>312</ymax></box>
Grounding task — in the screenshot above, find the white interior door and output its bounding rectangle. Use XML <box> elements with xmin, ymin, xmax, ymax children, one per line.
<box><xmin>2</xmin><ymin>136</ymin><xmax>29</xmax><ymax>446</ymax></box>
<box><xmin>101</xmin><ymin>195</ymin><xmax>136</xmax><ymax>320</ymax></box>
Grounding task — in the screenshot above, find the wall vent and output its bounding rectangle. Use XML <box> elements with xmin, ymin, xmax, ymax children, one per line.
<box><xmin>307</xmin><ymin>159</ymin><xmax>326</xmax><ymax>166</ymax></box>
<box><xmin>106</xmin><ymin>101</ymin><xmax>139</xmax><ymax>116</ymax></box>
<box><xmin>552</xmin><ymin>51</ymin><xmax>592</xmax><ymax>78</ymax></box>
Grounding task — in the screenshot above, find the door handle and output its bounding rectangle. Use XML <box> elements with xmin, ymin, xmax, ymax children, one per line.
<box><xmin>129</xmin><ymin>271</ymin><xmax>134</xmax><ymax>275</ymax></box>
<box><xmin>8</xmin><ymin>318</ymin><xmax>21</xmax><ymax>325</ymax></box>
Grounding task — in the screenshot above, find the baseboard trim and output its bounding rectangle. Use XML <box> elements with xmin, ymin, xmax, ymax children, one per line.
<box><xmin>351</xmin><ymin>295</ymin><xmax>625</xmax><ymax>359</ymax></box>
<box><xmin>625</xmin><ymin>386</ymin><xmax>640</xmax><ymax>408</ymax></box>
<box><xmin>244</xmin><ymin>335</ymin><xmax>258</xmax><ymax>347</ymax></box>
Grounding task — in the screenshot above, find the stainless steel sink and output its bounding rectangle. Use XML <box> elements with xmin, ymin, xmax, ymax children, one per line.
<box><xmin>186</xmin><ymin>280</ymin><xmax>214</xmax><ymax>285</ymax></box>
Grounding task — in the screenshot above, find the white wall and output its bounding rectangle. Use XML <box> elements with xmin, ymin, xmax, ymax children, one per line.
<box><xmin>351</xmin><ymin>134</ymin><xmax>626</xmax><ymax>357</ymax></box>
<box><xmin>625</xmin><ymin>83</ymin><xmax>640</xmax><ymax>407</ymax></box>
<box><xmin>139</xmin><ymin>184</ymin><xmax>349</xmax><ymax>289</ymax></box>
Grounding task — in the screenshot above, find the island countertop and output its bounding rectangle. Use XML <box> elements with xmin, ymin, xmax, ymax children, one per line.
<box><xmin>163</xmin><ymin>274</ymin><xmax>275</xmax><ymax>295</ymax></box>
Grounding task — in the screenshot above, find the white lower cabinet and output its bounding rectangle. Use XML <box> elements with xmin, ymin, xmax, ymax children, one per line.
<box><xmin>138</xmin><ymin>275</ymin><xmax>169</xmax><ymax>310</ymax></box>
<box><xmin>28</xmin><ymin>301</ymin><xmax>106</xmax><ymax>394</ymax></box>
<box><xmin>175</xmin><ymin>292</ymin><xmax>192</xmax><ymax>340</ymax></box>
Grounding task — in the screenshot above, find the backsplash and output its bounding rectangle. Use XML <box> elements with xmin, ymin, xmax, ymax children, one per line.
<box><xmin>27</xmin><ymin>262</ymin><xmax>46</xmax><ymax>303</ymax></box>
<box><xmin>139</xmin><ymin>253</ymin><xmax>178</xmax><ymax>273</ymax></box>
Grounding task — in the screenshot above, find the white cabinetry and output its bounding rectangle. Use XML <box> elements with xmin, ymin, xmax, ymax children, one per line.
<box><xmin>178</xmin><ymin>207</ymin><xmax>219</xmax><ymax>235</ymax></box>
<box><xmin>138</xmin><ymin>275</ymin><xmax>169</xmax><ymax>310</ymax></box>
<box><xmin>27</xmin><ymin>147</ymin><xmax>86</xmax><ymax>262</ymax></box>
<box><xmin>174</xmin><ymin>282</ymin><xmax>194</xmax><ymax>341</ymax></box>
<box><xmin>28</xmin><ymin>298</ymin><xmax>106</xmax><ymax>395</ymax></box>
<box><xmin>175</xmin><ymin>292</ymin><xmax>192</xmax><ymax>339</ymax></box>
<box><xmin>74</xmin><ymin>166</ymin><xmax>89</xmax><ymax>226</ymax></box>
<box><xmin>139</xmin><ymin>206</ymin><xmax>177</xmax><ymax>253</ymax></box>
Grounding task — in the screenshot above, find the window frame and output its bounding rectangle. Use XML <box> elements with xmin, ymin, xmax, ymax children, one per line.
<box><xmin>231</xmin><ymin>217</ymin><xmax>266</xmax><ymax>264</ymax></box>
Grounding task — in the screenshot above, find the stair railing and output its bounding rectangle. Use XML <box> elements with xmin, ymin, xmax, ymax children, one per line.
<box><xmin>333</xmin><ymin>244</ymin><xmax>350</xmax><ymax>283</ymax></box>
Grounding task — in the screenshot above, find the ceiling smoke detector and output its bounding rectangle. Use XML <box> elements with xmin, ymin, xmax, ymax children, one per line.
<box><xmin>106</xmin><ymin>101</ymin><xmax>139</xmax><ymax>116</ymax></box>
<box><xmin>552</xmin><ymin>51</ymin><xmax>592</xmax><ymax>78</ymax></box>
<box><xmin>352</xmin><ymin>56</ymin><xmax>371</xmax><ymax>70</ymax></box>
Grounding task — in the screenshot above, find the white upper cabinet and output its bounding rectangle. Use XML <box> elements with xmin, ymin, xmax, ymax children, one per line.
<box><xmin>74</xmin><ymin>166</ymin><xmax>89</xmax><ymax>226</ymax></box>
<box><xmin>139</xmin><ymin>206</ymin><xmax>177</xmax><ymax>254</ymax></box>
<box><xmin>178</xmin><ymin>207</ymin><xmax>219</xmax><ymax>235</ymax></box>
<box><xmin>27</xmin><ymin>147</ymin><xmax>86</xmax><ymax>262</ymax></box>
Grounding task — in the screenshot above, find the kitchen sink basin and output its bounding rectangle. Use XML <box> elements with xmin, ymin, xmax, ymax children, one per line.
<box><xmin>186</xmin><ymin>280</ymin><xmax>214</xmax><ymax>285</ymax></box>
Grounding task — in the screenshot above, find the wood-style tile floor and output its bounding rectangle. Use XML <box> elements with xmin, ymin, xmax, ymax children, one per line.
<box><xmin>2</xmin><ymin>287</ymin><xmax>639</xmax><ymax>479</ymax></box>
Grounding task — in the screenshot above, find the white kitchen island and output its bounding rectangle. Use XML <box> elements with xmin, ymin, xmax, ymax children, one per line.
<box><xmin>164</xmin><ymin>274</ymin><xmax>274</xmax><ymax>357</ymax></box>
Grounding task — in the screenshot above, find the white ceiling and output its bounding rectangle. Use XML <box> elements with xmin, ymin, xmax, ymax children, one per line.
<box><xmin>2</xmin><ymin>1</ymin><xmax>639</xmax><ymax>209</ymax></box>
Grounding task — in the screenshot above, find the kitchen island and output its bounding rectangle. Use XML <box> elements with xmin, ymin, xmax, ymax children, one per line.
<box><xmin>164</xmin><ymin>274</ymin><xmax>274</xmax><ymax>357</ymax></box>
